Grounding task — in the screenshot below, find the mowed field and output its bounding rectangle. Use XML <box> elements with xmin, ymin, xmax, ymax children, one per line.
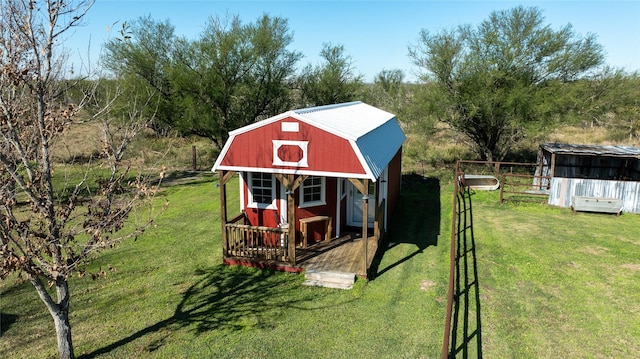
<box><xmin>471</xmin><ymin>190</ymin><xmax>640</xmax><ymax>358</ymax></box>
<box><xmin>2</xmin><ymin>168</ymin><xmax>639</xmax><ymax>358</ymax></box>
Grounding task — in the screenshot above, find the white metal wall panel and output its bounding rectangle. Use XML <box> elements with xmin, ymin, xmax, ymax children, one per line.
<box><xmin>548</xmin><ymin>177</ymin><xmax>640</xmax><ymax>214</ymax></box>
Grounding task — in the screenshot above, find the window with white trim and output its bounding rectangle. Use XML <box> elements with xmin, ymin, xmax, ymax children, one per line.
<box><xmin>248</xmin><ymin>172</ymin><xmax>276</xmax><ymax>209</ymax></box>
<box><xmin>299</xmin><ymin>176</ymin><xmax>325</xmax><ymax>208</ymax></box>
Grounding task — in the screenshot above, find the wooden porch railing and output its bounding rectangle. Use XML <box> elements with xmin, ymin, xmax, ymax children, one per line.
<box><xmin>227</xmin><ymin>212</ymin><xmax>247</xmax><ymax>226</ymax></box>
<box><xmin>224</xmin><ymin>214</ymin><xmax>290</xmax><ymax>263</ymax></box>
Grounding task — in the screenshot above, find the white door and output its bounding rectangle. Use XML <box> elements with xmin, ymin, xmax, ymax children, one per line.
<box><xmin>347</xmin><ymin>181</ymin><xmax>375</xmax><ymax>228</ymax></box>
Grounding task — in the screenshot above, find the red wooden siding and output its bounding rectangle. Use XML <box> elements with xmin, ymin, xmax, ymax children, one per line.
<box><xmin>242</xmin><ymin>175</ymin><xmax>338</xmax><ymax>246</ymax></box>
<box><xmin>294</xmin><ymin>177</ymin><xmax>338</xmax><ymax>244</ymax></box>
<box><xmin>386</xmin><ymin>148</ymin><xmax>403</xmax><ymax>217</ymax></box>
<box><xmin>219</xmin><ymin>117</ymin><xmax>366</xmax><ymax>175</ymax></box>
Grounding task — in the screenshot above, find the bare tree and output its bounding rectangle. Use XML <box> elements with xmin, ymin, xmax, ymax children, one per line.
<box><xmin>0</xmin><ymin>1</ymin><xmax>161</xmax><ymax>358</ymax></box>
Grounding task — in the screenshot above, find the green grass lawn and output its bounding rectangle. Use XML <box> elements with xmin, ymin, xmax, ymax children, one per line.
<box><xmin>1</xmin><ymin>172</ymin><xmax>639</xmax><ymax>358</ymax></box>
<box><xmin>471</xmin><ymin>190</ymin><xmax>640</xmax><ymax>358</ymax></box>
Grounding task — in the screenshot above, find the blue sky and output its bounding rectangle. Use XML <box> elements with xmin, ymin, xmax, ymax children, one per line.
<box><xmin>66</xmin><ymin>0</ymin><xmax>640</xmax><ymax>82</ymax></box>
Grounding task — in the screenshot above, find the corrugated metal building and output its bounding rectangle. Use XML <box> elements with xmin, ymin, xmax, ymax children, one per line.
<box><xmin>534</xmin><ymin>143</ymin><xmax>640</xmax><ymax>213</ymax></box>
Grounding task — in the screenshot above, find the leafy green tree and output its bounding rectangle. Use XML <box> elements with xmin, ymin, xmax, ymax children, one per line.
<box><xmin>374</xmin><ymin>69</ymin><xmax>405</xmax><ymax>94</ymax></box>
<box><xmin>102</xmin><ymin>16</ymin><xmax>177</xmax><ymax>134</ymax></box>
<box><xmin>361</xmin><ymin>69</ymin><xmax>403</xmax><ymax>110</ymax></box>
<box><xmin>172</xmin><ymin>14</ymin><xmax>302</xmax><ymax>149</ymax></box>
<box><xmin>361</xmin><ymin>69</ymin><xmax>434</xmax><ymax>136</ymax></box>
<box><xmin>409</xmin><ymin>6</ymin><xmax>605</xmax><ymax>161</ymax></box>
<box><xmin>367</xmin><ymin>69</ymin><xmax>407</xmax><ymax>109</ymax></box>
<box><xmin>103</xmin><ymin>14</ymin><xmax>301</xmax><ymax>149</ymax></box>
<box><xmin>298</xmin><ymin>43</ymin><xmax>364</xmax><ymax>106</ymax></box>
<box><xmin>610</xmin><ymin>73</ymin><xmax>640</xmax><ymax>139</ymax></box>
<box><xmin>558</xmin><ymin>69</ymin><xmax>640</xmax><ymax>139</ymax></box>
<box><xmin>594</xmin><ymin>71</ymin><xmax>640</xmax><ymax>140</ymax></box>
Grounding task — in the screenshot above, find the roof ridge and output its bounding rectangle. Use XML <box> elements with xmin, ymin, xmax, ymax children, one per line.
<box><xmin>293</xmin><ymin>101</ymin><xmax>362</xmax><ymax>115</ymax></box>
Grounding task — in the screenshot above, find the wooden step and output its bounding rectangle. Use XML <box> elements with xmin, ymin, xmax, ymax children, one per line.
<box><xmin>303</xmin><ymin>270</ymin><xmax>356</xmax><ymax>290</ymax></box>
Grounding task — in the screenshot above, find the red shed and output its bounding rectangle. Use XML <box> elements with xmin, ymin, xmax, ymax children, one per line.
<box><xmin>212</xmin><ymin>101</ymin><xmax>405</xmax><ymax>277</ymax></box>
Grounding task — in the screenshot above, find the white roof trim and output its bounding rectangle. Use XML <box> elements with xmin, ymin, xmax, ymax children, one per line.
<box><xmin>227</xmin><ymin>111</ymin><xmax>294</xmax><ymax>136</ymax></box>
<box><xmin>213</xmin><ymin>165</ymin><xmax>373</xmax><ymax>180</ymax></box>
<box><xmin>212</xmin><ymin>133</ymin><xmax>235</xmax><ymax>171</ymax></box>
<box><xmin>349</xmin><ymin>139</ymin><xmax>376</xmax><ymax>180</ymax></box>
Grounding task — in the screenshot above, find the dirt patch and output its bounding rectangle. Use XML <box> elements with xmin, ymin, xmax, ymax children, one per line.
<box><xmin>618</xmin><ymin>237</ymin><xmax>640</xmax><ymax>246</ymax></box>
<box><xmin>567</xmin><ymin>261</ymin><xmax>581</xmax><ymax>269</ymax></box>
<box><xmin>159</xmin><ymin>171</ymin><xmax>214</xmax><ymax>186</ymax></box>
<box><xmin>577</xmin><ymin>245</ymin><xmax>609</xmax><ymax>256</ymax></box>
<box><xmin>420</xmin><ymin>279</ymin><xmax>436</xmax><ymax>291</ymax></box>
<box><xmin>621</xmin><ymin>264</ymin><xmax>640</xmax><ymax>271</ymax></box>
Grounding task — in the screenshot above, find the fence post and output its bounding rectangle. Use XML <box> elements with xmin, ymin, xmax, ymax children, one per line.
<box><xmin>500</xmin><ymin>174</ymin><xmax>505</xmax><ymax>203</ymax></box>
<box><xmin>192</xmin><ymin>145</ymin><xmax>197</xmax><ymax>171</ymax></box>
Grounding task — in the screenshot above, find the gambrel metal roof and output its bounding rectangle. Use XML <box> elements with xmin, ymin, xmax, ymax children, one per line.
<box><xmin>291</xmin><ymin>101</ymin><xmax>398</xmax><ymax>140</ymax></box>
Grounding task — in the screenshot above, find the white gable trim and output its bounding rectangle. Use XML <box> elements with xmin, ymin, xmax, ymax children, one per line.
<box><xmin>227</xmin><ymin>111</ymin><xmax>294</xmax><ymax>136</ymax></box>
<box><xmin>349</xmin><ymin>140</ymin><xmax>376</xmax><ymax>180</ymax></box>
<box><xmin>213</xmin><ymin>165</ymin><xmax>374</xmax><ymax>181</ymax></box>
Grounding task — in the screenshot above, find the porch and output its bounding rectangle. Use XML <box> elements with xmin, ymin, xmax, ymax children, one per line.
<box><xmin>218</xmin><ymin>170</ymin><xmax>386</xmax><ymax>278</ymax></box>
<box><xmin>222</xmin><ymin>229</ymin><xmax>379</xmax><ymax>277</ymax></box>
<box><xmin>222</xmin><ymin>203</ymin><xmax>382</xmax><ymax>277</ymax></box>
<box><xmin>299</xmin><ymin>232</ymin><xmax>378</xmax><ymax>275</ymax></box>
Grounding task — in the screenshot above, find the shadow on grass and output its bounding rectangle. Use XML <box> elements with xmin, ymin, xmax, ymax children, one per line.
<box><xmin>159</xmin><ymin>170</ymin><xmax>215</xmax><ymax>187</ymax></box>
<box><xmin>369</xmin><ymin>174</ymin><xmax>441</xmax><ymax>279</ymax></box>
<box><xmin>449</xmin><ymin>187</ymin><xmax>483</xmax><ymax>358</ymax></box>
<box><xmin>79</xmin><ymin>265</ymin><xmax>323</xmax><ymax>358</ymax></box>
<box><xmin>1</xmin><ymin>312</ymin><xmax>19</xmax><ymax>335</ymax></box>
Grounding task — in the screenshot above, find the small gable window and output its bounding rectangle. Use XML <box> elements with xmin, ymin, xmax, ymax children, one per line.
<box><xmin>272</xmin><ymin>140</ymin><xmax>308</xmax><ymax>167</ymax></box>
<box><xmin>299</xmin><ymin>176</ymin><xmax>325</xmax><ymax>208</ymax></box>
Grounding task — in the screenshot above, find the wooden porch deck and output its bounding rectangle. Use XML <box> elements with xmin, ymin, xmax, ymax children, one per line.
<box><xmin>223</xmin><ymin>232</ymin><xmax>379</xmax><ymax>277</ymax></box>
<box><xmin>298</xmin><ymin>232</ymin><xmax>378</xmax><ymax>277</ymax></box>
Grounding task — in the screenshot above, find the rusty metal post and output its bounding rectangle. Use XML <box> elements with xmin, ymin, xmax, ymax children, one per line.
<box><xmin>442</xmin><ymin>163</ymin><xmax>461</xmax><ymax>359</ymax></box>
<box><xmin>500</xmin><ymin>173</ymin><xmax>505</xmax><ymax>204</ymax></box>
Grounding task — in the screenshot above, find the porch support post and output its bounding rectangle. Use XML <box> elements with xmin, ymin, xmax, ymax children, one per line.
<box><xmin>348</xmin><ymin>178</ymin><xmax>370</xmax><ymax>277</ymax></box>
<box><xmin>275</xmin><ymin>173</ymin><xmax>308</xmax><ymax>266</ymax></box>
<box><xmin>361</xmin><ymin>179</ymin><xmax>369</xmax><ymax>277</ymax></box>
<box><xmin>218</xmin><ymin>170</ymin><xmax>236</xmax><ymax>258</ymax></box>
<box><xmin>374</xmin><ymin>181</ymin><xmax>380</xmax><ymax>241</ymax></box>
<box><xmin>287</xmin><ymin>190</ymin><xmax>296</xmax><ymax>265</ymax></box>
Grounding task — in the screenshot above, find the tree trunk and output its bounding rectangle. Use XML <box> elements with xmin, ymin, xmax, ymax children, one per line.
<box><xmin>481</xmin><ymin>148</ymin><xmax>495</xmax><ymax>163</ymax></box>
<box><xmin>31</xmin><ymin>277</ymin><xmax>75</xmax><ymax>359</ymax></box>
<box><xmin>52</xmin><ymin>308</ymin><xmax>74</xmax><ymax>359</ymax></box>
